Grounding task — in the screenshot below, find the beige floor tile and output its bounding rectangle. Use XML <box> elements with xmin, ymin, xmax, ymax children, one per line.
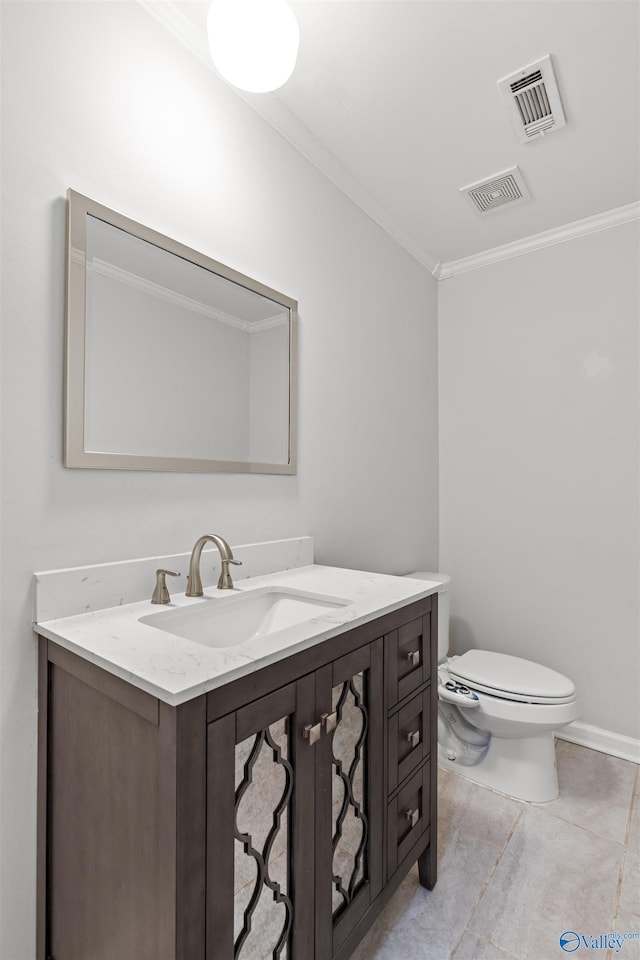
<box><xmin>617</xmin><ymin>850</ymin><xmax>640</xmax><ymax>920</ymax></box>
<box><xmin>347</xmin><ymin>869</ymin><xmax>424</xmax><ymax>960</ymax></box>
<box><xmin>616</xmin><ymin>789</ymin><xmax>640</xmax><ymax>955</ymax></box>
<box><xmin>541</xmin><ymin>742</ymin><xmax>638</xmax><ymax>843</ymax></box>
<box><xmin>351</xmin><ymin>819</ymin><xmax>506</xmax><ymax>960</ymax></box>
<box><xmin>438</xmin><ymin>767</ymin><xmax>524</xmax><ymax>848</ymax></box>
<box><xmin>452</xmin><ymin>930</ymin><xmax>518</xmax><ymax>959</ymax></box>
<box><xmin>628</xmin><ymin>797</ymin><xmax>640</xmax><ymax>856</ymax></box>
<box><xmin>468</xmin><ymin>806</ymin><xmax>623</xmax><ymax>960</ymax></box>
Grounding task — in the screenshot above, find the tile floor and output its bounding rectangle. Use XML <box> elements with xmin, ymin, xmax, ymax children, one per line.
<box><xmin>352</xmin><ymin>740</ymin><xmax>640</xmax><ymax>960</ymax></box>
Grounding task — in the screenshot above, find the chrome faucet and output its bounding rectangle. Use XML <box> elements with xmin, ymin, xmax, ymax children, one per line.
<box><xmin>186</xmin><ymin>534</ymin><xmax>242</xmax><ymax>595</ymax></box>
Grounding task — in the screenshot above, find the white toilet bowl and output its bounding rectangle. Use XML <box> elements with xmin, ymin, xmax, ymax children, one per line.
<box><xmin>406</xmin><ymin>572</ymin><xmax>579</xmax><ymax>802</ymax></box>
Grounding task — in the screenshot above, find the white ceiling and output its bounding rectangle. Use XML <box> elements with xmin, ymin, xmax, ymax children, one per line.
<box><xmin>140</xmin><ymin>0</ymin><xmax>640</xmax><ymax>271</ymax></box>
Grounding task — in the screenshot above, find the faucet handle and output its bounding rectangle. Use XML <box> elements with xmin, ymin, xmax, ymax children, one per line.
<box><xmin>217</xmin><ymin>557</ymin><xmax>243</xmax><ymax>590</ymax></box>
<box><xmin>151</xmin><ymin>569</ymin><xmax>180</xmax><ymax>605</ymax></box>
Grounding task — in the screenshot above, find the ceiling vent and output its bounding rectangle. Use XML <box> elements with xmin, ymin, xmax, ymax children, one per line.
<box><xmin>498</xmin><ymin>54</ymin><xmax>566</xmax><ymax>143</ymax></box>
<box><xmin>461</xmin><ymin>166</ymin><xmax>530</xmax><ymax>214</ymax></box>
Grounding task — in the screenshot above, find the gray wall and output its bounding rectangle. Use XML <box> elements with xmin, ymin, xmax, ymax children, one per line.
<box><xmin>0</xmin><ymin>3</ymin><xmax>439</xmax><ymax>956</ymax></box>
<box><xmin>438</xmin><ymin>224</ymin><xmax>639</xmax><ymax>740</ymax></box>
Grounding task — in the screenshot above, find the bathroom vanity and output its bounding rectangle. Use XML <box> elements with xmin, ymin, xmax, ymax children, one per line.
<box><xmin>35</xmin><ymin>554</ymin><xmax>438</xmax><ymax>960</ymax></box>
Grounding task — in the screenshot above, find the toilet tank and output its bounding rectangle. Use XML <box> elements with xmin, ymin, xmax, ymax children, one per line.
<box><xmin>405</xmin><ymin>572</ymin><xmax>451</xmax><ymax>661</ymax></box>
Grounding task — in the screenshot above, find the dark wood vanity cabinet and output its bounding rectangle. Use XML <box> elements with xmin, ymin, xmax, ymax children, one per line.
<box><xmin>37</xmin><ymin>595</ymin><xmax>437</xmax><ymax>960</ymax></box>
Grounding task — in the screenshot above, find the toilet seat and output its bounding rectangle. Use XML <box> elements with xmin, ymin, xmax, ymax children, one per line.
<box><xmin>448</xmin><ymin>650</ymin><xmax>576</xmax><ymax>705</ymax></box>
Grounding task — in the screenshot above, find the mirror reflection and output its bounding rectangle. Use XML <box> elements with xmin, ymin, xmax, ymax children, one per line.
<box><xmin>65</xmin><ymin>191</ymin><xmax>297</xmax><ymax>473</ymax></box>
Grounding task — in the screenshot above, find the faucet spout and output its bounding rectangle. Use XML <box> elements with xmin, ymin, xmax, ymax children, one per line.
<box><xmin>186</xmin><ymin>534</ymin><xmax>242</xmax><ymax>595</ymax></box>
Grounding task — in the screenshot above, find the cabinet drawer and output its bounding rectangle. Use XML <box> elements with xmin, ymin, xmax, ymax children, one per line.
<box><xmin>386</xmin><ymin>615</ymin><xmax>431</xmax><ymax>706</ymax></box>
<box><xmin>387</xmin><ymin>763</ymin><xmax>430</xmax><ymax>877</ymax></box>
<box><xmin>387</xmin><ymin>689</ymin><xmax>430</xmax><ymax>794</ymax></box>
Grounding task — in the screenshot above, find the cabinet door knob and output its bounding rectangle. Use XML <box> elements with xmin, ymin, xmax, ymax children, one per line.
<box><xmin>404</xmin><ymin>808</ymin><xmax>420</xmax><ymax>828</ymax></box>
<box><xmin>406</xmin><ymin>649</ymin><xmax>421</xmax><ymax>667</ymax></box>
<box><xmin>303</xmin><ymin>722</ymin><xmax>322</xmax><ymax>746</ymax></box>
<box><xmin>406</xmin><ymin>729</ymin><xmax>420</xmax><ymax>748</ymax></box>
<box><xmin>321</xmin><ymin>711</ymin><xmax>338</xmax><ymax>734</ymax></box>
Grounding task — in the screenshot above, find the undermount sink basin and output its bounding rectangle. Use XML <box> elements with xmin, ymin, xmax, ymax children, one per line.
<box><xmin>139</xmin><ymin>587</ymin><xmax>352</xmax><ymax>649</ymax></box>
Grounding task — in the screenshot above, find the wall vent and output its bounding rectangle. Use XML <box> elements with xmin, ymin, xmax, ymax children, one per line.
<box><xmin>460</xmin><ymin>167</ymin><xmax>530</xmax><ymax>214</ymax></box>
<box><xmin>498</xmin><ymin>54</ymin><xmax>566</xmax><ymax>143</ymax></box>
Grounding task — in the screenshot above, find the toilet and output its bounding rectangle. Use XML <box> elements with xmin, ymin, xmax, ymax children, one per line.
<box><xmin>407</xmin><ymin>572</ymin><xmax>579</xmax><ymax>802</ymax></box>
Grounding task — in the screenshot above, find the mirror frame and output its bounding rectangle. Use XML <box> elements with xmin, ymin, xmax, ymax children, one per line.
<box><xmin>64</xmin><ymin>189</ymin><xmax>297</xmax><ymax>474</ymax></box>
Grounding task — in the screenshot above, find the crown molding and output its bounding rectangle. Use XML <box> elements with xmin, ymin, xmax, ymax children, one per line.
<box><xmin>436</xmin><ymin>201</ymin><xmax>640</xmax><ymax>280</ymax></box>
<box><xmin>137</xmin><ymin>2</ymin><xmax>637</xmax><ymax>283</ymax></box>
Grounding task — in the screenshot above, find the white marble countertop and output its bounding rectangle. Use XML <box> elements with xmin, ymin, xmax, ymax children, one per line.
<box><xmin>36</xmin><ymin>564</ymin><xmax>439</xmax><ymax>705</ymax></box>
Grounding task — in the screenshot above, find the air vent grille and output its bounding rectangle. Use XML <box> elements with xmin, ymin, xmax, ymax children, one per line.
<box><xmin>498</xmin><ymin>55</ymin><xmax>566</xmax><ymax>143</ymax></box>
<box><xmin>510</xmin><ymin>70</ymin><xmax>542</xmax><ymax>93</ymax></box>
<box><xmin>461</xmin><ymin>167</ymin><xmax>530</xmax><ymax>215</ymax></box>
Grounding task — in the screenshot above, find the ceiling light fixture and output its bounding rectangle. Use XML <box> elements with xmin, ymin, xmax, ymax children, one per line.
<box><xmin>206</xmin><ymin>0</ymin><xmax>300</xmax><ymax>94</ymax></box>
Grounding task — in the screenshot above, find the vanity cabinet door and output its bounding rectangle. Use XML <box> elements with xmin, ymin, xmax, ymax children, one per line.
<box><xmin>203</xmin><ymin>598</ymin><xmax>435</xmax><ymax>960</ymax></box>
<box><xmin>314</xmin><ymin>638</ymin><xmax>384</xmax><ymax>960</ymax></box>
<box><xmin>206</xmin><ymin>674</ymin><xmax>317</xmax><ymax>960</ymax></box>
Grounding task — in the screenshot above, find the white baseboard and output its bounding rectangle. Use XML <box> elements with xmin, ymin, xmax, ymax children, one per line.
<box><xmin>556</xmin><ymin>721</ymin><xmax>640</xmax><ymax>764</ymax></box>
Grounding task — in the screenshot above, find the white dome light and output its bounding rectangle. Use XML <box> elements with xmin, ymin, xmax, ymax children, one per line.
<box><xmin>207</xmin><ymin>0</ymin><xmax>300</xmax><ymax>94</ymax></box>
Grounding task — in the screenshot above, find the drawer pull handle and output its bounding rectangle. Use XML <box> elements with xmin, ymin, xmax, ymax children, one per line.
<box><xmin>303</xmin><ymin>722</ymin><xmax>322</xmax><ymax>746</ymax></box>
<box><xmin>406</xmin><ymin>650</ymin><xmax>421</xmax><ymax>667</ymax></box>
<box><xmin>321</xmin><ymin>711</ymin><xmax>338</xmax><ymax>734</ymax></box>
<box><xmin>405</xmin><ymin>808</ymin><xmax>420</xmax><ymax>828</ymax></box>
<box><xmin>406</xmin><ymin>729</ymin><xmax>420</xmax><ymax>748</ymax></box>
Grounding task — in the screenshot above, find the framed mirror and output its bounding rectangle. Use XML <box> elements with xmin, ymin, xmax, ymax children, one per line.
<box><xmin>64</xmin><ymin>190</ymin><xmax>297</xmax><ymax>473</ymax></box>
